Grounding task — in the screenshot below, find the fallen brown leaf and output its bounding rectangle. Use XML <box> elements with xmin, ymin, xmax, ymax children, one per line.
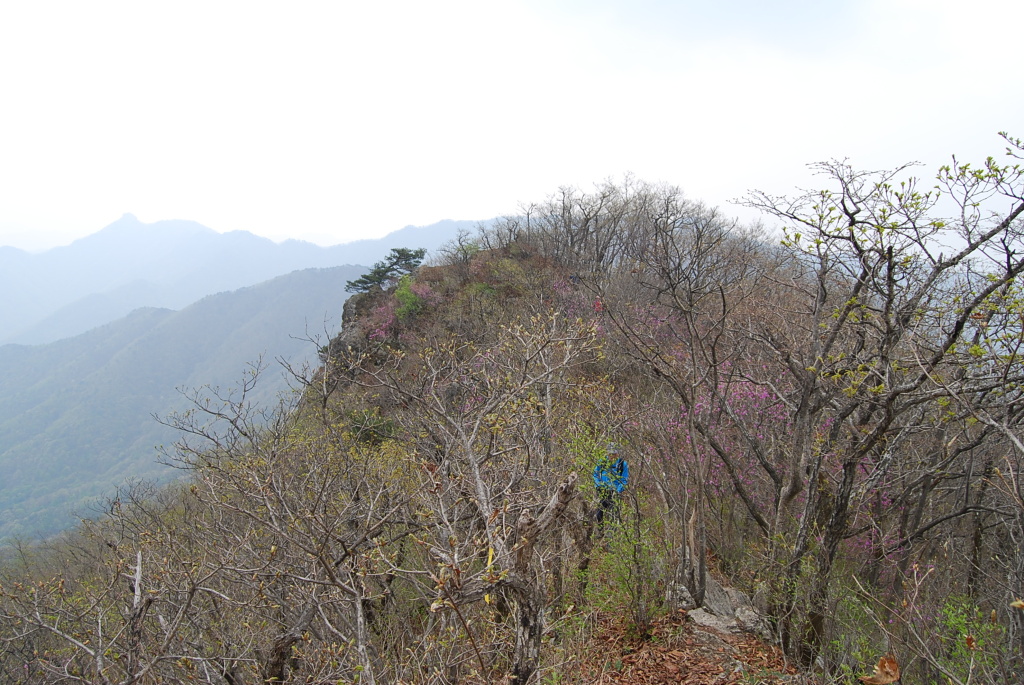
<box><xmin>859</xmin><ymin>654</ymin><xmax>900</xmax><ymax>684</ymax></box>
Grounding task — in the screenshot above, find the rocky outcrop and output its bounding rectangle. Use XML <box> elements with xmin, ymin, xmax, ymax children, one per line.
<box><xmin>668</xmin><ymin>575</ymin><xmax>773</xmax><ymax>642</ymax></box>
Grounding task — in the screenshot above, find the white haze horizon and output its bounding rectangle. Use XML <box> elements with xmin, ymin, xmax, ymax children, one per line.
<box><xmin>1</xmin><ymin>0</ymin><xmax>1021</xmax><ymax>252</ymax></box>
<box><xmin>1</xmin><ymin>212</ymin><xmax>478</xmax><ymax>254</ymax></box>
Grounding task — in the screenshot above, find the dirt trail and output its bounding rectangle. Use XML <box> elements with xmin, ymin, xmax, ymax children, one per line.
<box><xmin>572</xmin><ymin>610</ymin><xmax>800</xmax><ymax>684</ymax></box>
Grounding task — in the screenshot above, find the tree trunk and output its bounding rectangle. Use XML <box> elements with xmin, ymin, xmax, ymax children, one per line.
<box><xmin>355</xmin><ymin>583</ymin><xmax>378</xmax><ymax>685</ymax></box>
<box><xmin>511</xmin><ymin>587</ymin><xmax>543</xmax><ymax>685</ymax></box>
<box><xmin>260</xmin><ymin>603</ymin><xmax>316</xmax><ymax>684</ymax></box>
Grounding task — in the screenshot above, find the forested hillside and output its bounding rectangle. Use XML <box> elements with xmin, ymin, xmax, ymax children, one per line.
<box><xmin>2</xmin><ymin>137</ymin><xmax>1024</xmax><ymax>684</ymax></box>
<box><xmin>0</xmin><ymin>265</ymin><xmax>363</xmax><ymax>539</ymax></box>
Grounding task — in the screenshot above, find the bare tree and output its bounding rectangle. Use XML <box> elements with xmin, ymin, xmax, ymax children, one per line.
<box><xmin>338</xmin><ymin>311</ymin><xmax>603</xmax><ymax>683</ymax></box>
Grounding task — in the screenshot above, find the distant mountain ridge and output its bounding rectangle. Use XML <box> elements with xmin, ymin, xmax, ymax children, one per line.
<box><xmin>1</xmin><ymin>214</ymin><xmax>477</xmax><ymax>344</ymax></box>
<box><xmin>0</xmin><ymin>213</ymin><xmax>483</xmax><ymax>539</ymax></box>
<box><xmin>0</xmin><ymin>265</ymin><xmax>366</xmax><ymax>540</ymax></box>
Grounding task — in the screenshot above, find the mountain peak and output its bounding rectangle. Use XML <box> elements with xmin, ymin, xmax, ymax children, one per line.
<box><xmin>101</xmin><ymin>213</ymin><xmax>144</xmax><ymax>231</ymax></box>
<box><xmin>84</xmin><ymin>216</ymin><xmax>217</xmax><ymax>245</ymax></box>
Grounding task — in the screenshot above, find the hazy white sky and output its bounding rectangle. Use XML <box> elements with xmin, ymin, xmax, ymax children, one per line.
<box><xmin>1</xmin><ymin>0</ymin><xmax>1020</xmax><ymax>251</ymax></box>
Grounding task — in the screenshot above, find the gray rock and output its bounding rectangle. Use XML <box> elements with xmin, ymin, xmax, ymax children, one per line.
<box><xmin>701</xmin><ymin>574</ymin><xmax>735</xmax><ymax>618</ymax></box>
<box><xmin>666</xmin><ymin>583</ymin><xmax>696</xmax><ymax>610</ymax></box>
<box><xmin>726</xmin><ymin>586</ymin><xmax>752</xmax><ymax>609</ymax></box>
<box><xmin>675</xmin><ymin>573</ymin><xmax>777</xmax><ymax>643</ymax></box>
<box><xmin>688</xmin><ymin>608</ymin><xmax>738</xmax><ymax>632</ymax></box>
<box><xmin>734</xmin><ymin>605</ymin><xmax>774</xmax><ymax>642</ymax></box>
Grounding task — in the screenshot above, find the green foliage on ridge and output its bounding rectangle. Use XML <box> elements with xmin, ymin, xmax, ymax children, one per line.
<box><xmin>344</xmin><ymin>246</ymin><xmax>426</xmax><ymax>293</ymax></box>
